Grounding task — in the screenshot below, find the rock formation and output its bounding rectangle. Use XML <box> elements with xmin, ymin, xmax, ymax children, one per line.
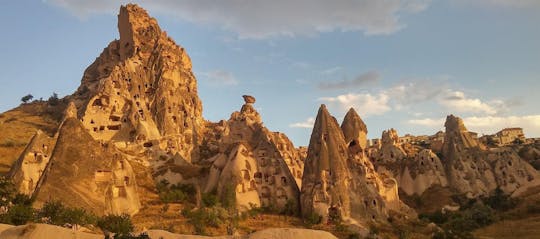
<box><xmin>34</xmin><ymin>116</ymin><xmax>141</xmax><ymax>215</ymax></box>
<box><xmin>372</xmin><ymin>114</ymin><xmax>539</xmax><ymax>198</ymax></box>
<box><xmin>301</xmin><ymin>106</ymin><xmax>410</xmax><ymax>224</ymax></box>
<box><xmin>202</xmin><ymin>96</ymin><xmax>301</xmax><ymax>211</ymax></box>
<box><xmin>73</xmin><ymin>4</ymin><xmax>204</xmax><ymax>163</ymax></box>
<box><xmin>7</xmin><ymin>130</ymin><xmax>55</xmax><ymax>195</ymax></box>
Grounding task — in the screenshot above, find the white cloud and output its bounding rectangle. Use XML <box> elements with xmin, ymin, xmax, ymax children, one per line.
<box><xmin>408</xmin><ymin>115</ymin><xmax>540</xmax><ymax>137</ymax></box>
<box><xmin>439</xmin><ymin>90</ymin><xmax>498</xmax><ymax>115</ymax></box>
<box><xmin>319</xmin><ymin>92</ymin><xmax>391</xmax><ymax>116</ymax></box>
<box><xmin>321</xmin><ymin>66</ymin><xmax>343</xmax><ymax>75</ymax></box>
<box><xmin>199</xmin><ymin>70</ymin><xmax>238</xmax><ymax>86</ymax></box>
<box><xmin>318</xmin><ymin>70</ymin><xmax>380</xmax><ymax>90</ymax></box>
<box><xmin>48</xmin><ymin>0</ymin><xmax>430</xmax><ymax>39</ymax></box>
<box><xmin>463</xmin><ymin>0</ymin><xmax>540</xmax><ymax>8</ymax></box>
<box><xmin>289</xmin><ymin>117</ymin><xmax>315</xmax><ymax>128</ymax></box>
<box><xmin>407</xmin><ymin>118</ymin><xmax>444</xmax><ymax>127</ymax></box>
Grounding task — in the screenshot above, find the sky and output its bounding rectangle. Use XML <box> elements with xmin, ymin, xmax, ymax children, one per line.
<box><xmin>0</xmin><ymin>0</ymin><xmax>539</xmax><ymax>146</ymax></box>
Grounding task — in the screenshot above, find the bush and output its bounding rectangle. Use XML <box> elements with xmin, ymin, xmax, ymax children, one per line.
<box><xmin>98</xmin><ymin>214</ymin><xmax>134</xmax><ymax>236</ymax></box>
<box><xmin>304</xmin><ymin>212</ymin><xmax>322</xmax><ymax>227</ymax></box>
<box><xmin>482</xmin><ymin>188</ymin><xmax>518</xmax><ymax>211</ymax></box>
<box><xmin>183</xmin><ymin>206</ymin><xmax>231</xmax><ymax>235</ymax></box>
<box><xmin>156</xmin><ymin>180</ymin><xmax>197</xmax><ymax>204</ymax></box>
<box><xmin>202</xmin><ymin>193</ymin><xmax>218</xmax><ymax>207</ymax></box>
<box><xmin>21</xmin><ymin>94</ymin><xmax>33</xmax><ymax>104</ymax></box>
<box><xmin>0</xmin><ymin>177</ymin><xmax>16</xmax><ymax>206</ymax></box>
<box><xmin>48</xmin><ymin>92</ymin><xmax>60</xmax><ymax>106</ymax></box>
<box><xmin>38</xmin><ymin>200</ymin><xmax>95</xmax><ymax>226</ymax></box>
<box><xmin>1</xmin><ymin>204</ymin><xmax>35</xmax><ymax>225</ymax></box>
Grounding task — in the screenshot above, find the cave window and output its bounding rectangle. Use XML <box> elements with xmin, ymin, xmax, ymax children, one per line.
<box><xmin>124</xmin><ymin>176</ymin><xmax>130</xmax><ymax>185</ymax></box>
<box><xmin>281</xmin><ymin>176</ymin><xmax>287</xmax><ymax>186</ymax></box>
<box><xmin>93</xmin><ymin>127</ymin><xmax>98</xmax><ymax>132</ymax></box>
<box><xmin>90</xmin><ymin>119</ymin><xmax>95</xmax><ymax>124</ymax></box>
<box><xmin>143</xmin><ymin>142</ymin><xmax>153</xmax><ymax>147</ymax></box>
<box><xmin>99</xmin><ymin>126</ymin><xmax>105</xmax><ymax>131</ymax></box>
<box><xmin>372</xmin><ymin>199</ymin><xmax>377</xmax><ymax>206</ymax></box>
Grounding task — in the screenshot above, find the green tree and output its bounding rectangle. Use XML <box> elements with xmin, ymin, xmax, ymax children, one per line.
<box><xmin>21</xmin><ymin>94</ymin><xmax>33</xmax><ymax>103</ymax></box>
<box><xmin>98</xmin><ymin>214</ymin><xmax>134</xmax><ymax>236</ymax></box>
<box><xmin>2</xmin><ymin>204</ymin><xmax>34</xmax><ymax>225</ymax></box>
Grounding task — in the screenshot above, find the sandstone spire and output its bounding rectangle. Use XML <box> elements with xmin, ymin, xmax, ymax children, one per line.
<box><xmin>301</xmin><ymin>104</ymin><xmax>351</xmax><ymax>219</ymax></box>
<box><xmin>73</xmin><ymin>4</ymin><xmax>203</xmax><ymax>162</ymax></box>
<box><xmin>341</xmin><ymin>107</ymin><xmax>368</xmax><ymax>151</ymax></box>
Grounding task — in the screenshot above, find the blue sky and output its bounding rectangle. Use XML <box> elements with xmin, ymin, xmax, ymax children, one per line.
<box><xmin>1</xmin><ymin>0</ymin><xmax>539</xmax><ymax>146</ymax></box>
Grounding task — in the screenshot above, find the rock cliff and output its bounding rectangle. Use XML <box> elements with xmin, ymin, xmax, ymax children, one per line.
<box><xmin>73</xmin><ymin>4</ymin><xmax>204</xmax><ymax>163</ymax></box>
<box><xmin>301</xmin><ymin>106</ymin><xmax>411</xmax><ymax>224</ymax></box>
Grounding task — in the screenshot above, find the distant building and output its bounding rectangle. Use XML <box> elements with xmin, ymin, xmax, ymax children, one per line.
<box><xmin>495</xmin><ymin>128</ymin><xmax>525</xmax><ymax>145</ymax></box>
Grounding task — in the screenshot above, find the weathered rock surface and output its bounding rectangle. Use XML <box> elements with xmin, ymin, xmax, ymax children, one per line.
<box><xmin>301</xmin><ymin>106</ymin><xmax>411</xmax><ymax>224</ymax></box>
<box><xmin>146</xmin><ymin>228</ymin><xmax>338</xmax><ymax>239</ymax></box>
<box><xmin>7</xmin><ymin>130</ymin><xmax>55</xmax><ymax>195</ymax></box>
<box><xmin>34</xmin><ymin>117</ymin><xmax>140</xmax><ymax>215</ymax></box>
<box><xmin>372</xmin><ymin>114</ymin><xmax>539</xmax><ymax>198</ymax></box>
<box><xmin>73</xmin><ymin>4</ymin><xmax>204</xmax><ymax>163</ymax></box>
<box><xmin>0</xmin><ymin>223</ymin><xmax>102</xmax><ymax>239</ymax></box>
<box><xmin>202</xmin><ymin>97</ymin><xmax>301</xmax><ymax>211</ymax></box>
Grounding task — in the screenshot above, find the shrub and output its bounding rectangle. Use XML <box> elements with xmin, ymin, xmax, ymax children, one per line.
<box><xmin>0</xmin><ymin>177</ymin><xmax>16</xmax><ymax>206</ymax></box>
<box><xmin>304</xmin><ymin>212</ymin><xmax>322</xmax><ymax>227</ymax></box>
<box><xmin>98</xmin><ymin>214</ymin><xmax>134</xmax><ymax>236</ymax></box>
<box><xmin>21</xmin><ymin>94</ymin><xmax>33</xmax><ymax>103</ymax></box>
<box><xmin>156</xmin><ymin>180</ymin><xmax>197</xmax><ymax>204</ymax></box>
<box><xmin>482</xmin><ymin>188</ymin><xmax>518</xmax><ymax>211</ymax></box>
<box><xmin>202</xmin><ymin>193</ymin><xmax>218</xmax><ymax>207</ymax></box>
<box><xmin>48</xmin><ymin>92</ymin><xmax>60</xmax><ymax>106</ymax></box>
<box><xmin>37</xmin><ymin>200</ymin><xmax>95</xmax><ymax>226</ymax></box>
<box><xmin>1</xmin><ymin>204</ymin><xmax>35</xmax><ymax>225</ymax></box>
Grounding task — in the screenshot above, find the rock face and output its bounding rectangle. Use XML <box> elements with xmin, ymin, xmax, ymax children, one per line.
<box><xmin>442</xmin><ymin>115</ymin><xmax>538</xmax><ymax>197</ymax></box>
<box><xmin>371</xmin><ymin>129</ymin><xmax>447</xmax><ymax>196</ymax></box>
<box><xmin>7</xmin><ymin>130</ymin><xmax>56</xmax><ymax>195</ymax></box>
<box><xmin>73</xmin><ymin>4</ymin><xmax>203</xmax><ymax>163</ymax></box>
<box><xmin>34</xmin><ymin>117</ymin><xmax>141</xmax><ymax>215</ymax></box>
<box><xmin>341</xmin><ymin>108</ymin><xmax>368</xmax><ymax>155</ymax></box>
<box><xmin>202</xmin><ymin>96</ymin><xmax>301</xmax><ymax>211</ymax></box>
<box><xmin>372</xmin><ymin>114</ymin><xmax>539</xmax><ymax>198</ymax></box>
<box><xmin>301</xmin><ymin>106</ymin><xmax>409</xmax><ymax>223</ymax></box>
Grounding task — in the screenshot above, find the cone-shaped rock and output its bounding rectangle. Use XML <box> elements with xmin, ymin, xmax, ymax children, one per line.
<box><xmin>34</xmin><ymin>118</ymin><xmax>140</xmax><ymax>215</ymax></box>
<box><xmin>341</xmin><ymin>108</ymin><xmax>368</xmax><ymax>152</ymax></box>
<box><xmin>301</xmin><ymin>104</ymin><xmax>351</xmax><ymax>219</ymax></box>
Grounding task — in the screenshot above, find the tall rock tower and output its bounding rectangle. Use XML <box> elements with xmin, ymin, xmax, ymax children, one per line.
<box><xmin>301</xmin><ymin>105</ymin><xmax>352</xmax><ymax>220</ymax></box>
<box><xmin>73</xmin><ymin>4</ymin><xmax>203</xmax><ymax>162</ymax></box>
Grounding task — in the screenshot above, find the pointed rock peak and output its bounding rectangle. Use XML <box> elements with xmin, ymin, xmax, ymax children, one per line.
<box><xmin>381</xmin><ymin>128</ymin><xmax>399</xmax><ymax>145</ymax></box>
<box><xmin>341</xmin><ymin>107</ymin><xmax>368</xmax><ymax>149</ymax></box>
<box><xmin>444</xmin><ymin>114</ymin><xmax>468</xmax><ymax>132</ymax></box>
<box><xmin>63</xmin><ymin>101</ymin><xmax>77</xmax><ymax>119</ymax></box>
<box><xmin>118</xmin><ymin>4</ymin><xmax>162</xmax><ymax>58</ymax></box>
<box><xmin>342</xmin><ymin>107</ymin><xmax>367</xmax><ymax>133</ymax></box>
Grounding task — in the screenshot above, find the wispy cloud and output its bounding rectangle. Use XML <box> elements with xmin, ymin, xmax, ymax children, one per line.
<box><xmin>438</xmin><ymin>90</ymin><xmax>497</xmax><ymax>115</ymax></box>
<box><xmin>319</xmin><ymin>92</ymin><xmax>391</xmax><ymax>116</ymax></box>
<box><xmin>318</xmin><ymin>70</ymin><xmax>380</xmax><ymax>90</ymax></box>
<box><xmin>320</xmin><ymin>66</ymin><xmax>343</xmax><ymax>75</ymax></box>
<box><xmin>199</xmin><ymin>70</ymin><xmax>238</xmax><ymax>86</ymax></box>
<box><xmin>48</xmin><ymin>0</ymin><xmax>431</xmax><ymax>39</ymax></box>
<box><xmin>462</xmin><ymin>0</ymin><xmax>540</xmax><ymax>8</ymax></box>
<box><xmin>289</xmin><ymin>117</ymin><xmax>315</xmax><ymax>128</ymax></box>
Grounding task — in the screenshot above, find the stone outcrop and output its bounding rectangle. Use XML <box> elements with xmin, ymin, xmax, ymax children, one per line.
<box><xmin>372</xmin><ymin>114</ymin><xmax>539</xmax><ymax>198</ymax></box>
<box><xmin>301</xmin><ymin>106</ymin><xmax>410</xmax><ymax>224</ymax></box>
<box><xmin>34</xmin><ymin>117</ymin><xmax>140</xmax><ymax>215</ymax></box>
<box><xmin>7</xmin><ymin>130</ymin><xmax>56</xmax><ymax>195</ymax></box>
<box><xmin>341</xmin><ymin>108</ymin><xmax>368</xmax><ymax>155</ymax></box>
<box><xmin>202</xmin><ymin>96</ymin><xmax>301</xmax><ymax>211</ymax></box>
<box><xmin>73</xmin><ymin>4</ymin><xmax>204</xmax><ymax>163</ymax></box>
